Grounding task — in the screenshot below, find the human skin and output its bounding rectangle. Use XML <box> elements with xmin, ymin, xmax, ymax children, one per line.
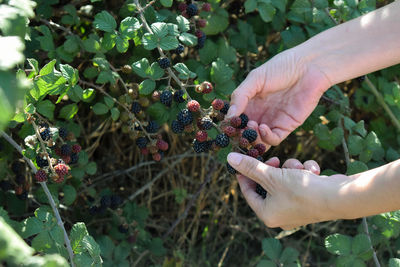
<box><xmin>226</xmin><ymin>1</ymin><xmax>400</xmax><ymax>229</ymax></box>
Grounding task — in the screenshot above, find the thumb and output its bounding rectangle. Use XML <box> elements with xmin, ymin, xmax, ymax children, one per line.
<box><xmin>227</xmin><ymin>152</ymin><xmax>280</xmax><ymax>193</ymax></box>
<box><xmin>226</xmin><ymin>69</ymin><xmax>264</xmax><ymax>118</ymax></box>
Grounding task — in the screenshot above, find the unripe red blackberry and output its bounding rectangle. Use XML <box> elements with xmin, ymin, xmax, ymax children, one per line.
<box><xmin>202</xmin><ymin>2</ymin><xmax>211</xmax><ymax>11</ymax></box>
<box><xmin>54</xmin><ymin>163</ymin><xmax>69</xmax><ymax>176</ymax></box>
<box><xmin>187</xmin><ymin>100</ymin><xmax>200</xmax><ymax>112</ymax></box>
<box><xmin>196</xmin><ymin>131</ymin><xmax>208</xmax><ymax>142</ymax></box>
<box><xmin>247</xmin><ymin>149</ymin><xmax>259</xmax><ymax>158</ymax></box>
<box><xmin>178</xmin><ymin>2</ymin><xmax>187</xmax><ymax>12</ymax></box>
<box><xmin>72</xmin><ymin>144</ymin><xmax>81</xmax><ymax>153</ymax></box>
<box><xmin>197</xmin><ymin>19</ymin><xmax>207</xmax><ymax>28</ymax></box>
<box><xmin>152</xmin><ymin>153</ymin><xmax>162</xmax><ymax>162</ymax></box>
<box><xmin>212</xmin><ymin>99</ymin><xmax>224</xmax><ymax>110</ymax></box>
<box><xmin>54</xmin><ymin>175</ymin><xmax>65</xmax><ymax>184</ymax></box>
<box><xmin>141</xmin><ymin>148</ymin><xmax>149</xmax><ymax>155</ymax></box>
<box><xmin>242</xmin><ymin>129</ymin><xmax>258</xmax><ymax>143</ymax></box>
<box><xmin>156</xmin><ymin>139</ymin><xmax>169</xmax><ymax>151</ymax></box>
<box><xmin>223</xmin><ymin>126</ymin><xmax>236</xmax><ymax>137</ymax></box>
<box><xmin>62</xmin><ymin>156</ymin><xmax>71</xmax><ymax>164</ymax></box>
<box><xmin>181</xmin><ymin>10</ymin><xmax>189</xmax><ymax>18</ymax></box>
<box><xmin>35</xmin><ymin>170</ymin><xmax>47</xmax><ymax>182</ymax></box>
<box><xmin>230</xmin><ymin>116</ymin><xmax>242</xmax><ymax>128</ymax></box>
<box><xmin>254</xmin><ymin>143</ymin><xmax>267</xmax><ymax>155</ymax></box>
<box><xmin>239</xmin><ymin>137</ymin><xmax>250</xmax><ymax>148</ymax></box>
<box><xmin>195</xmin><ymin>30</ymin><xmax>205</xmax><ymax>38</ymax></box>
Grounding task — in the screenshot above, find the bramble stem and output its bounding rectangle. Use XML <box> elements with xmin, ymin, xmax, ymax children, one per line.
<box><xmin>0</xmin><ymin>131</ymin><xmax>75</xmax><ymax>267</ymax></box>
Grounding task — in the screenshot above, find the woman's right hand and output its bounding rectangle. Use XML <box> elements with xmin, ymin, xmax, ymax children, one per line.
<box><xmin>227</xmin><ymin>48</ymin><xmax>332</xmax><ymax>149</ymax></box>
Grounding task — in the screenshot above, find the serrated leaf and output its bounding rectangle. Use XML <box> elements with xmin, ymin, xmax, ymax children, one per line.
<box><xmin>104</xmin><ymin>96</ymin><xmax>114</xmax><ymax>108</ymax></box>
<box><xmin>160</xmin><ymin>36</ymin><xmax>179</xmax><ymax>50</ymax></box>
<box><xmin>262</xmin><ymin>238</ymin><xmax>282</xmax><ymax>260</ymax></box>
<box><xmin>348</xmin><ymin>135</ymin><xmax>364</xmax><ymax>156</ymax></box>
<box><xmin>149</xmin><ymin>63</ymin><xmax>164</xmax><ymax>80</ymax></box>
<box><xmin>70</xmin><ymin>222</ymin><xmax>89</xmax><ymax>253</ymax></box>
<box><xmin>199</xmin><ymin>40</ymin><xmax>218</xmax><ymax>64</ymax></box>
<box><xmin>176</xmin><ymin>15</ymin><xmax>190</xmax><ymax>32</ymax></box>
<box><xmin>86</xmin><ymin>162</ymin><xmax>97</xmax><ymax>175</ymax></box>
<box><xmin>116</xmin><ymin>34</ymin><xmax>130</xmax><ymax>53</ymax></box>
<box><xmin>151</xmin><ymin>22</ymin><xmax>168</xmax><ymax>38</ymax></box>
<box><xmin>389</xmin><ymin>258</ymin><xmax>400</xmax><ymax>267</ymax></box>
<box><xmin>59</xmin><ymin>103</ymin><xmax>78</xmax><ymax>120</ymax></box>
<box><xmin>347</xmin><ymin>161</ymin><xmax>368</xmax><ymax>175</ymax></box>
<box><xmin>20</xmin><ymin>217</ymin><xmax>43</xmax><ymax>238</ymax></box>
<box><xmin>111</xmin><ymin>107</ymin><xmax>120</xmax><ymax>121</ymax></box>
<box><xmin>92</xmin><ymin>103</ymin><xmax>109</xmax><ymax>115</ymax></box>
<box><xmin>280</xmin><ymin>247</ymin><xmax>299</xmax><ymax>263</ymax></box>
<box><xmin>139</xmin><ymin>79</ymin><xmax>156</xmax><ymax>95</ymax></box>
<box><xmin>132</xmin><ymin>58</ymin><xmax>150</xmax><ymax>78</ymax></box>
<box><xmin>60</xmin><ymin>64</ymin><xmax>79</xmax><ymax>86</ymax></box>
<box><xmin>93</xmin><ymin>11</ymin><xmax>117</xmax><ymax>32</ymax></box>
<box><xmin>173</xmin><ymin>63</ymin><xmax>197</xmax><ymax>80</ymax></box>
<box><xmin>258</xmin><ymin>3</ymin><xmax>276</xmax><ymax>22</ymax></box>
<box><xmin>244</xmin><ymin>0</ymin><xmax>257</xmax><ymax>13</ymax></box>
<box><xmin>352</xmin><ymin>234</ymin><xmax>371</xmax><ymax>255</ymax></box>
<box><xmin>37</xmin><ymin>100</ymin><xmax>55</xmax><ymax>120</ymax></box>
<box><xmin>119</xmin><ymin>17</ymin><xmax>141</xmax><ymax>38</ymax></box>
<box><xmin>160</xmin><ymin>0</ymin><xmax>173</xmax><ymax>7</ymax></box>
<box><xmin>147</xmin><ymin>102</ymin><xmax>169</xmax><ymax>124</ymax></box>
<box><xmin>325</xmin><ymin>234</ymin><xmax>352</xmax><ymax>256</ymax></box>
<box><xmin>62</xmin><ymin>185</ymin><xmax>77</xmax><ymax>206</ymax></box>
<box><xmin>142</xmin><ymin>33</ymin><xmax>158</xmax><ymax>50</ymax></box>
<box><xmin>210</xmin><ymin>59</ymin><xmax>233</xmax><ymax>84</ymax></box>
<box><xmin>179</xmin><ymin>32</ymin><xmax>197</xmax><ymax>46</ymax></box>
<box><xmin>256</xmin><ymin>260</ymin><xmax>275</xmax><ymax>267</ymax></box>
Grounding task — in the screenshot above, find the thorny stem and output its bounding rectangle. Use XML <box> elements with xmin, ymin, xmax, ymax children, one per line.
<box><xmin>134</xmin><ymin>0</ymin><xmax>247</xmax><ymax>153</ymax></box>
<box><xmin>78</xmin><ymin>79</ymin><xmax>154</xmax><ymax>141</ymax></box>
<box><xmin>109</xmin><ymin>64</ymin><xmax>129</xmax><ymax>94</ymax></box>
<box><xmin>0</xmin><ymin>131</ymin><xmax>75</xmax><ymax>267</ymax></box>
<box><xmin>340</xmin><ymin>119</ymin><xmax>381</xmax><ymax>267</ymax></box>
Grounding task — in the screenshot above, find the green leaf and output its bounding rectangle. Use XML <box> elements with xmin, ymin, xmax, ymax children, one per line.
<box><xmin>217</xmin><ymin>145</ymin><xmax>232</xmax><ymax>163</ymax></box>
<box><xmin>60</xmin><ymin>64</ymin><xmax>79</xmax><ymax>86</ymax></box>
<box><xmin>92</xmin><ymin>103</ymin><xmax>109</xmax><ymax>115</ymax></box>
<box><xmin>142</xmin><ymin>33</ymin><xmax>158</xmax><ymax>50</ymax></box>
<box><xmin>70</xmin><ymin>222</ymin><xmax>89</xmax><ymax>253</ymax></box>
<box><xmin>37</xmin><ymin>100</ymin><xmax>55</xmax><ymax>120</ymax></box>
<box><xmin>256</xmin><ymin>260</ymin><xmax>276</xmax><ymax>267</ymax></box>
<box><xmin>389</xmin><ymin>258</ymin><xmax>400</xmax><ymax>267</ymax></box>
<box><xmin>348</xmin><ymin>135</ymin><xmax>364</xmax><ymax>156</ymax></box>
<box><xmin>82</xmin><ymin>37</ymin><xmax>101</xmax><ymax>53</ymax></box>
<box><xmin>173</xmin><ymin>63</ymin><xmax>197</xmax><ymax>80</ymax></box>
<box><xmin>176</xmin><ymin>15</ymin><xmax>190</xmax><ymax>32</ymax></box>
<box><xmin>116</xmin><ymin>34</ymin><xmax>130</xmax><ymax>53</ymax></box>
<box><xmin>104</xmin><ymin>96</ymin><xmax>114</xmax><ymax>108</ymax></box>
<box><xmin>262</xmin><ymin>238</ymin><xmax>282</xmax><ymax>260</ymax></box>
<box><xmin>111</xmin><ymin>107</ymin><xmax>120</xmax><ymax>121</ymax></box>
<box><xmin>244</xmin><ymin>0</ymin><xmax>257</xmax><ymax>13</ymax></box>
<box><xmin>353</xmin><ymin>120</ymin><xmax>367</xmax><ymax>137</ymax></box>
<box><xmin>202</xmin><ymin>7</ymin><xmax>229</xmax><ymax>35</ymax></box>
<box><xmin>63</xmin><ymin>36</ymin><xmax>80</xmax><ymax>53</ymax></box>
<box><xmin>151</xmin><ymin>22</ymin><xmax>168</xmax><ymax>38</ymax></box>
<box><xmin>101</xmin><ymin>32</ymin><xmax>116</xmax><ymax>51</ymax></box>
<box><xmin>159</xmin><ymin>36</ymin><xmax>179</xmax><ymax>50</ymax></box>
<box><xmin>325</xmin><ymin>234</ymin><xmax>352</xmax><ymax>256</ymax></box>
<box><xmin>86</xmin><ymin>162</ymin><xmax>97</xmax><ymax>175</ymax></box>
<box><xmin>199</xmin><ymin>40</ymin><xmax>218</xmax><ymax>64</ymax></box>
<box><xmin>25</xmin><ymin>103</ymin><xmax>36</xmax><ymax>114</ymax></box>
<box><xmin>160</xmin><ymin>0</ymin><xmax>173</xmax><ymax>7</ymax></box>
<box><xmin>291</xmin><ymin>0</ymin><xmax>312</xmax><ymax>14</ymax></box>
<box><xmin>119</xmin><ymin>17</ymin><xmax>141</xmax><ymax>38</ymax></box>
<box><xmin>149</xmin><ymin>63</ymin><xmax>164</xmax><ymax>80</ymax></box>
<box><xmin>27</xmin><ymin>58</ymin><xmax>39</xmax><ymax>75</ymax></box>
<box><xmin>179</xmin><ymin>33</ymin><xmax>197</xmax><ymax>46</ymax></box>
<box><xmin>132</xmin><ymin>58</ymin><xmax>150</xmax><ymax>78</ymax></box>
<box><xmin>93</xmin><ymin>11</ymin><xmax>117</xmax><ymax>32</ymax></box>
<box><xmin>210</xmin><ymin>59</ymin><xmax>233</xmax><ymax>84</ymax></box>
<box><xmin>258</xmin><ymin>3</ymin><xmax>276</xmax><ymax>22</ymax></box>
<box><xmin>271</xmin><ymin>0</ymin><xmax>287</xmax><ymax>12</ymax></box>
<box><xmin>59</xmin><ymin>103</ymin><xmax>78</xmax><ymax>120</ymax></box>
<box><xmin>20</xmin><ymin>217</ymin><xmax>43</xmax><ymax>238</ymax></box>
<box><xmin>352</xmin><ymin>234</ymin><xmax>371</xmax><ymax>255</ymax></box>
<box><xmin>139</xmin><ymin>79</ymin><xmax>156</xmax><ymax>95</ymax></box>
<box><xmin>147</xmin><ymin>102</ymin><xmax>169</xmax><ymax>124</ymax></box>
<box><xmin>62</xmin><ymin>185</ymin><xmax>77</xmax><ymax>206</ymax></box>
<box><xmin>279</xmin><ymin>247</ymin><xmax>299</xmax><ymax>263</ymax></box>
<box><xmin>148</xmin><ymin>238</ymin><xmax>166</xmax><ymax>257</ymax></box>
<box><xmin>347</xmin><ymin>161</ymin><xmax>368</xmax><ymax>175</ymax></box>
<box><xmin>36</xmin><ymin>26</ymin><xmax>55</xmax><ymax>52</ymax></box>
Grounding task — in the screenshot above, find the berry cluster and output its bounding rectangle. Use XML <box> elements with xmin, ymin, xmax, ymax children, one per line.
<box><xmin>135</xmin><ymin>135</ymin><xmax>169</xmax><ymax>162</ymax></box>
<box><xmin>89</xmin><ymin>194</ymin><xmax>123</xmax><ymax>215</ymax></box>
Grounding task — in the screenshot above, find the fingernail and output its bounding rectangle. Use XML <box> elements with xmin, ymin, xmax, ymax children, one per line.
<box><xmin>226</xmin><ymin>105</ymin><xmax>237</xmax><ymax>118</ymax></box>
<box><xmin>227</xmin><ymin>153</ymin><xmax>242</xmax><ymax>166</ymax></box>
<box><xmin>310</xmin><ymin>165</ymin><xmax>318</xmax><ymax>173</ymax></box>
<box><xmin>259</xmin><ymin>127</ymin><xmax>267</xmax><ymax>137</ymax></box>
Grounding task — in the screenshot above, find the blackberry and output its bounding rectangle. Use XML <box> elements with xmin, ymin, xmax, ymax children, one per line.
<box><xmin>192</xmin><ymin>140</ymin><xmax>207</xmax><ymax>153</ymax></box>
<box><xmin>195</xmin><ymin>131</ymin><xmax>208</xmax><ymax>142</ymax></box>
<box><xmin>186</xmin><ymin>3</ymin><xmax>198</xmax><ymax>17</ymax></box>
<box><xmin>175</xmin><ymin>44</ymin><xmax>184</xmax><ymax>54</ymax></box>
<box><xmin>256</xmin><ymin>184</ymin><xmax>267</xmax><ymax>199</ymax></box>
<box><xmin>212</xmin><ymin>99</ymin><xmax>224</xmax><ymax>110</ymax></box>
<box><xmin>160</xmin><ymin>90</ymin><xmax>173</xmax><ymax>106</ymax></box>
<box><xmin>17</xmin><ymin>191</ymin><xmax>28</xmax><ymax>201</ymax></box>
<box><xmin>177</xmin><ymin>109</ymin><xmax>193</xmax><ymax>126</ymax></box>
<box><xmin>36</xmin><ymin>155</ymin><xmax>48</xmax><ymax>168</ymax></box>
<box><xmin>226</xmin><ymin>163</ymin><xmax>237</xmax><ymax>174</ymax></box>
<box><xmin>187</xmin><ymin>100</ymin><xmax>200</xmax><ymax>112</ymax></box>
<box><xmin>136</xmin><ymin>137</ymin><xmax>148</xmax><ymax>149</ymax></box>
<box><xmin>171</xmin><ymin>120</ymin><xmax>184</xmax><ymax>134</ymax></box>
<box><xmin>54</xmin><ymin>163</ymin><xmax>69</xmax><ymax>176</ymax></box>
<box><xmin>118</xmin><ymin>224</ymin><xmax>129</xmax><ymax>234</ymax></box>
<box><xmin>215</xmin><ymin>133</ymin><xmax>230</xmax><ymax>148</ymax></box>
<box><xmin>100</xmin><ymin>195</ymin><xmax>111</xmax><ymax>208</ymax></box>
<box><xmin>60</xmin><ymin>144</ymin><xmax>72</xmax><ymax>156</ymax></box>
<box><xmin>158</xmin><ymin>57</ymin><xmax>171</xmax><ymax>69</ymax></box>
<box><xmin>242</xmin><ymin>129</ymin><xmax>257</xmax><ymax>143</ymax></box>
<box><xmin>156</xmin><ymin>139</ymin><xmax>169</xmax><ymax>151</ymax></box>
<box><xmin>173</xmin><ymin>90</ymin><xmax>185</xmax><ymax>103</ymax></box>
<box><xmin>131</xmin><ymin>101</ymin><xmax>142</xmax><ymax>114</ymax></box>
<box><xmin>200</xmin><ymin>117</ymin><xmax>213</xmax><ymax>130</ymax></box>
<box><xmin>152</xmin><ymin>153</ymin><xmax>162</xmax><ymax>162</ymax></box>
<box><xmin>40</xmin><ymin>127</ymin><xmax>51</xmax><ymax>141</ymax></box>
<box><xmin>197</xmin><ymin>34</ymin><xmax>206</xmax><ymax>49</ymax></box>
<box><xmin>72</xmin><ymin>144</ymin><xmax>81</xmax><ymax>153</ymax></box>
<box><xmin>239</xmin><ymin>113</ymin><xmax>249</xmax><ymax>129</ymax></box>
<box><xmin>35</xmin><ymin>170</ymin><xmax>47</xmax><ymax>182</ymax></box>
<box><xmin>59</xmin><ymin>127</ymin><xmax>68</xmax><ymax>139</ymax></box>
<box><xmin>220</xmin><ymin>103</ymin><xmax>230</xmax><ymax>115</ymax></box>
<box><xmin>89</xmin><ymin>206</ymin><xmax>101</xmax><ymax>215</ymax></box>
<box><xmin>145</xmin><ymin>121</ymin><xmax>159</xmax><ymax>133</ymax></box>
<box><xmin>110</xmin><ymin>195</ymin><xmax>123</xmax><ymax>209</ymax></box>
<box><xmin>254</xmin><ymin>143</ymin><xmax>267</xmax><ymax>155</ymax></box>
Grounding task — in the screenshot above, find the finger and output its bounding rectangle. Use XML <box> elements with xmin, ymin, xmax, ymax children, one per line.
<box><xmin>227</xmin><ymin>152</ymin><xmax>281</xmax><ymax>192</ymax></box>
<box><xmin>280</xmin><ymin>224</ymin><xmax>302</xmax><ymax>231</ymax></box>
<box><xmin>264</xmin><ymin>157</ymin><xmax>280</xmax><ymax>168</ymax></box>
<box><xmin>303</xmin><ymin>160</ymin><xmax>320</xmax><ymax>175</ymax></box>
<box><xmin>282</xmin><ymin>159</ymin><xmax>304</xmax><ymax>169</ymax></box>
<box><xmin>237</xmin><ymin>175</ymin><xmax>266</xmax><ymax>218</ymax></box>
<box><xmin>227</xmin><ymin>69</ymin><xmax>264</xmax><ymax>118</ymax></box>
<box><xmin>259</xmin><ymin>124</ymin><xmax>289</xmax><ymax>146</ymax></box>
<box><xmin>247</xmin><ymin>121</ymin><xmax>268</xmax><ymax>145</ymax></box>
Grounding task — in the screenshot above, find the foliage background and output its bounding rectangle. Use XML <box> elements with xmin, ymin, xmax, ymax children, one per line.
<box><xmin>1</xmin><ymin>0</ymin><xmax>400</xmax><ymax>266</ymax></box>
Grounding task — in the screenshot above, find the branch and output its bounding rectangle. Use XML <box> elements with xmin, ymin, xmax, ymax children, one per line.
<box><xmin>0</xmin><ymin>131</ymin><xmax>75</xmax><ymax>267</ymax></box>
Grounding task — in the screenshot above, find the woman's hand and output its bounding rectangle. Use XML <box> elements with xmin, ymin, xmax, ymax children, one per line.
<box><xmin>228</xmin><ymin>153</ymin><xmax>352</xmax><ymax>230</ymax></box>
<box><xmin>227</xmin><ymin>49</ymin><xmax>332</xmax><ymax>148</ymax></box>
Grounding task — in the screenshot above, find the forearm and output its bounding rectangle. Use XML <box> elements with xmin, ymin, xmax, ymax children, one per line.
<box><xmin>297</xmin><ymin>1</ymin><xmax>400</xmax><ymax>86</ymax></box>
<box><xmin>337</xmin><ymin>159</ymin><xmax>400</xmax><ymax>219</ymax></box>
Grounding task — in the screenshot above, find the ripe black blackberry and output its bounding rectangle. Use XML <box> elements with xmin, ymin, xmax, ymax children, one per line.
<box><xmin>173</xmin><ymin>90</ymin><xmax>185</xmax><ymax>103</ymax></box>
<box><xmin>145</xmin><ymin>121</ymin><xmax>159</xmax><ymax>133</ymax></box>
<box><xmin>158</xmin><ymin>57</ymin><xmax>171</xmax><ymax>69</ymax></box>
<box><xmin>59</xmin><ymin>127</ymin><xmax>68</xmax><ymax>139</ymax></box>
<box><xmin>197</xmin><ymin>34</ymin><xmax>206</xmax><ymax>49</ymax></box>
<box><xmin>226</xmin><ymin>163</ymin><xmax>237</xmax><ymax>174</ymax></box>
<box><xmin>131</xmin><ymin>101</ymin><xmax>142</xmax><ymax>114</ymax></box>
<box><xmin>40</xmin><ymin>127</ymin><xmax>51</xmax><ymax>141</ymax></box>
<box><xmin>17</xmin><ymin>191</ymin><xmax>28</xmax><ymax>201</ymax></box>
<box><xmin>177</xmin><ymin>109</ymin><xmax>193</xmax><ymax>126</ymax></box>
<box><xmin>192</xmin><ymin>140</ymin><xmax>206</xmax><ymax>153</ymax></box>
<box><xmin>136</xmin><ymin>137</ymin><xmax>148</xmax><ymax>149</ymax></box>
<box><xmin>239</xmin><ymin>113</ymin><xmax>249</xmax><ymax>129</ymax></box>
<box><xmin>186</xmin><ymin>3</ymin><xmax>198</xmax><ymax>17</ymax></box>
<box><xmin>256</xmin><ymin>184</ymin><xmax>267</xmax><ymax>199</ymax></box>
<box><xmin>61</xmin><ymin>144</ymin><xmax>72</xmax><ymax>156</ymax></box>
<box><xmin>36</xmin><ymin>155</ymin><xmax>48</xmax><ymax>168</ymax></box>
<box><xmin>70</xmin><ymin>153</ymin><xmax>79</xmax><ymax>164</ymax></box>
<box><xmin>220</xmin><ymin>103</ymin><xmax>230</xmax><ymax>115</ymax></box>
<box><xmin>200</xmin><ymin>117</ymin><xmax>213</xmax><ymax>130</ymax></box>
<box><xmin>118</xmin><ymin>224</ymin><xmax>129</xmax><ymax>234</ymax></box>
<box><xmin>171</xmin><ymin>120</ymin><xmax>184</xmax><ymax>134</ymax></box>
<box><xmin>100</xmin><ymin>195</ymin><xmax>111</xmax><ymax>208</ymax></box>
<box><xmin>242</xmin><ymin>129</ymin><xmax>257</xmax><ymax>143</ymax></box>
<box><xmin>215</xmin><ymin>133</ymin><xmax>230</xmax><ymax>148</ymax></box>
<box><xmin>160</xmin><ymin>90</ymin><xmax>173</xmax><ymax>106</ymax></box>
<box><xmin>110</xmin><ymin>195</ymin><xmax>122</xmax><ymax>209</ymax></box>
<box><xmin>175</xmin><ymin>44</ymin><xmax>184</xmax><ymax>54</ymax></box>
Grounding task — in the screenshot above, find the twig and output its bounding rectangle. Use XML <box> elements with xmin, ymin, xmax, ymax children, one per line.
<box><xmin>162</xmin><ymin>163</ymin><xmax>215</xmax><ymax>239</ymax></box>
<box><xmin>365</xmin><ymin>76</ymin><xmax>400</xmax><ymax>132</ymax></box>
<box><xmin>39</xmin><ymin>18</ymin><xmax>73</xmax><ymax>35</ymax></box>
<box><xmin>324</xmin><ymin>8</ymin><xmax>339</xmax><ymax>25</ymax></box>
<box><xmin>0</xmin><ymin>131</ymin><xmax>75</xmax><ymax>267</ymax></box>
